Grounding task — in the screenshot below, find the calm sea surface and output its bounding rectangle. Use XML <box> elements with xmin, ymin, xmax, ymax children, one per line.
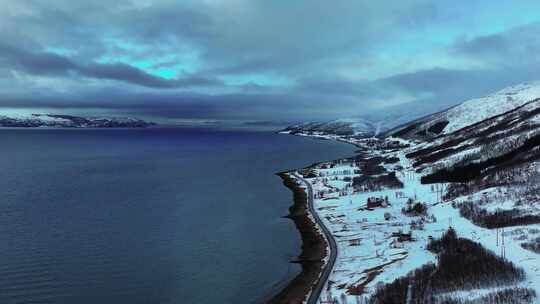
<box><xmin>0</xmin><ymin>128</ymin><xmax>355</xmax><ymax>304</ymax></box>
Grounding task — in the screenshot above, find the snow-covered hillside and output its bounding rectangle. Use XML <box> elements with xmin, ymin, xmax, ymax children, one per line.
<box><xmin>0</xmin><ymin>114</ymin><xmax>155</xmax><ymax>128</ymax></box>
<box><xmin>282</xmin><ymin>118</ymin><xmax>377</xmax><ymax>137</ymax></box>
<box><xmin>390</xmin><ymin>81</ymin><xmax>540</xmax><ymax>138</ymax></box>
<box><xmin>444</xmin><ymin>82</ymin><xmax>540</xmax><ymax>133</ymax></box>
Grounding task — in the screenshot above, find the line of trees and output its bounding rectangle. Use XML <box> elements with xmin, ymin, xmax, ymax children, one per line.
<box><xmin>353</xmin><ymin>172</ymin><xmax>404</xmax><ymax>192</ymax></box>
<box><xmin>422</xmin><ymin>132</ymin><xmax>540</xmax><ymax>184</ymax></box>
<box><xmin>457</xmin><ymin>200</ymin><xmax>540</xmax><ymax>229</ymax></box>
<box><xmin>436</xmin><ymin>288</ymin><xmax>536</xmax><ymax>304</ymax></box>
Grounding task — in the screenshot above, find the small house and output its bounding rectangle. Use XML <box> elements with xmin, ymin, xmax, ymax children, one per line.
<box><xmin>398</xmin><ymin>233</ymin><xmax>413</xmax><ymax>242</ymax></box>
<box><xmin>349</xmin><ymin>239</ymin><xmax>361</xmax><ymax>246</ymax></box>
<box><xmin>392</xmin><ymin>231</ymin><xmax>413</xmax><ymax>242</ymax></box>
<box><xmin>367</xmin><ymin>197</ymin><xmax>388</xmax><ymax>209</ymax></box>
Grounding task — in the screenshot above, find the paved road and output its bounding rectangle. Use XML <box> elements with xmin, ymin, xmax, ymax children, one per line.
<box><xmin>292</xmin><ymin>173</ymin><xmax>337</xmax><ymax>304</ymax></box>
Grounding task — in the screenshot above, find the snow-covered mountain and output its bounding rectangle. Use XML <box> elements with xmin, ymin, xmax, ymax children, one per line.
<box><xmin>282</xmin><ymin>118</ymin><xmax>378</xmax><ymax>137</ymax></box>
<box><xmin>0</xmin><ymin>114</ymin><xmax>155</xmax><ymax>128</ymax></box>
<box><xmin>286</xmin><ymin>81</ymin><xmax>540</xmax><ymax>140</ymax></box>
<box><xmin>388</xmin><ymin>81</ymin><xmax>540</xmax><ymax>138</ymax></box>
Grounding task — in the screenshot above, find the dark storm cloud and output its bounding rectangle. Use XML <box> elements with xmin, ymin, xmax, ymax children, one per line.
<box><xmin>80</xmin><ymin>64</ymin><xmax>220</xmax><ymax>88</ymax></box>
<box><xmin>0</xmin><ymin>88</ymin><xmax>332</xmax><ymax>122</ymax></box>
<box><xmin>0</xmin><ymin>43</ymin><xmax>219</xmax><ymax>89</ymax></box>
<box><xmin>0</xmin><ymin>44</ymin><xmax>76</xmax><ymax>75</ymax></box>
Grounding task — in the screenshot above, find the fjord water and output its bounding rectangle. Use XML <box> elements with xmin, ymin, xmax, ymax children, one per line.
<box><xmin>0</xmin><ymin>128</ymin><xmax>354</xmax><ymax>304</ymax></box>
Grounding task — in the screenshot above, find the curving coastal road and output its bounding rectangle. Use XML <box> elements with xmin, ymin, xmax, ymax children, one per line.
<box><xmin>292</xmin><ymin>172</ymin><xmax>337</xmax><ymax>304</ymax></box>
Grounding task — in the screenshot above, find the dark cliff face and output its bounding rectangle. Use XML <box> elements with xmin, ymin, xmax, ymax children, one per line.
<box><xmin>0</xmin><ymin>114</ymin><xmax>155</xmax><ymax>128</ymax></box>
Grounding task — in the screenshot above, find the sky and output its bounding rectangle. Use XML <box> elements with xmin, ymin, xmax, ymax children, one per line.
<box><xmin>1</xmin><ymin>0</ymin><xmax>540</xmax><ymax>125</ymax></box>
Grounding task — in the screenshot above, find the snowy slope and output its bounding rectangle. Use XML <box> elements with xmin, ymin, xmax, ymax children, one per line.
<box><xmin>283</xmin><ymin>118</ymin><xmax>377</xmax><ymax>137</ymax></box>
<box><xmin>444</xmin><ymin>81</ymin><xmax>540</xmax><ymax>133</ymax></box>
<box><xmin>390</xmin><ymin>81</ymin><xmax>540</xmax><ymax>138</ymax></box>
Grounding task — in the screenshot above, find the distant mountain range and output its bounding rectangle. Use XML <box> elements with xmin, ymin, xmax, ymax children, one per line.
<box><xmin>282</xmin><ymin>118</ymin><xmax>378</xmax><ymax>137</ymax></box>
<box><xmin>0</xmin><ymin>114</ymin><xmax>155</xmax><ymax>128</ymax></box>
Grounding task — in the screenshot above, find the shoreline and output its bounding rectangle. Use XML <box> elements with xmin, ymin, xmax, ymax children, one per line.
<box><xmin>267</xmin><ymin>172</ymin><xmax>328</xmax><ymax>304</ymax></box>
<box><xmin>267</xmin><ymin>133</ymin><xmax>359</xmax><ymax>304</ymax></box>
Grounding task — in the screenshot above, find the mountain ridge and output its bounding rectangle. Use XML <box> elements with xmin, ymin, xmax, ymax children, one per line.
<box><xmin>0</xmin><ymin>113</ymin><xmax>155</xmax><ymax>128</ymax></box>
<box><xmin>284</xmin><ymin>81</ymin><xmax>540</xmax><ymax>141</ymax></box>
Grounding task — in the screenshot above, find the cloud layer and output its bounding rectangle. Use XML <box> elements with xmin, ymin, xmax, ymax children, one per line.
<box><xmin>1</xmin><ymin>0</ymin><xmax>540</xmax><ymax>123</ymax></box>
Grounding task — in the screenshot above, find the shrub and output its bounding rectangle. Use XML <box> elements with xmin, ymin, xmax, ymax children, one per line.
<box><xmin>402</xmin><ymin>201</ymin><xmax>428</xmax><ymax>216</ymax></box>
<box><xmin>521</xmin><ymin>237</ymin><xmax>540</xmax><ymax>254</ymax></box>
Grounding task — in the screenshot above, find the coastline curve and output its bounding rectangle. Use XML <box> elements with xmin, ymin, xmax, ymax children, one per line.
<box><xmin>293</xmin><ymin>172</ymin><xmax>337</xmax><ymax>304</ymax></box>
<box><xmin>267</xmin><ymin>171</ymin><xmax>337</xmax><ymax>304</ymax></box>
